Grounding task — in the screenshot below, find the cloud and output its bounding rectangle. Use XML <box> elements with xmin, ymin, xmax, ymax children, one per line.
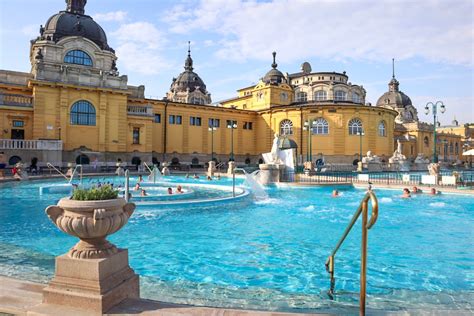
<box><xmin>93</xmin><ymin>11</ymin><xmax>128</xmax><ymax>22</ymax></box>
<box><xmin>164</xmin><ymin>0</ymin><xmax>474</xmax><ymax>66</ymax></box>
<box><xmin>111</xmin><ymin>22</ymin><xmax>171</xmax><ymax>75</ymax></box>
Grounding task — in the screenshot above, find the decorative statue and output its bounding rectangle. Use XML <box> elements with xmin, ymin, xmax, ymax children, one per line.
<box><xmin>389</xmin><ymin>140</ymin><xmax>407</xmax><ymax>163</ymax></box>
<box><xmin>428</xmin><ymin>163</ymin><xmax>440</xmax><ymax>176</ymax></box>
<box><xmin>270</xmin><ymin>133</ymin><xmax>281</xmax><ymax>164</ymax></box>
<box><xmin>362</xmin><ymin>150</ymin><xmax>381</xmax><ymax>164</ymax></box>
<box><xmin>414</xmin><ymin>153</ymin><xmax>429</xmax><ymax>164</ymax></box>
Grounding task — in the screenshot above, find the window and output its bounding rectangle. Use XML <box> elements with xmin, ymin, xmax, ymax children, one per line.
<box><xmin>352</xmin><ymin>92</ymin><xmax>361</xmax><ymax>103</ymax></box>
<box><xmin>280</xmin><ymin>92</ymin><xmax>288</xmax><ymax>101</ymax></box>
<box><xmin>424</xmin><ymin>136</ymin><xmax>429</xmax><ymax>147</ymax></box>
<box><xmin>64</xmin><ymin>50</ymin><xmax>92</xmax><ymax>66</ymax></box>
<box><xmin>132</xmin><ymin>128</ymin><xmax>140</xmax><ymax>144</ymax></box>
<box><xmin>378</xmin><ymin>121</ymin><xmax>386</xmax><ymax>137</ymax></box>
<box><xmin>154</xmin><ymin>114</ymin><xmax>161</xmax><ymax>123</ymax></box>
<box><xmin>243</xmin><ymin>122</ymin><xmax>253</xmax><ymax>130</ymax></box>
<box><xmin>226</xmin><ymin>120</ymin><xmax>237</xmax><ymax>128</ymax></box>
<box><xmin>169</xmin><ymin>115</ymin><xmax>182</xmax><ymax>125</ymax></box>
<box><xmin>12</xmin><ymin>120</ymin><xmax>24</xmax><ymax>127</ymax></box>
<box><xmin>314</xmin><ymin>90</ymin><xmax>327</xmax><ymax>101</ymax></box>
<box><xmin>190</xmin><ymin>116</ymin><xmax>202</xmax><ymax>126</ymax></box>
<box><xmin>455</xmin><ymin>142</ymin><xmax>459</xmax><ymax>155</ymax></box>
<box><xmin>348</xmin><ymin>118</ymin><xmax>363</xmax><ymax>135</ymax></box>
<box><xmin>312</xmin><ymin>118</ymin><xmax>329</xmax><ymax>135</ymax></box>
<box><xmin>449</xmin><ymin>142</ymin><xmax>453</xmax><ymax>153</ymax></box>
<box><xmin>280</xmin><ymin>119</ymin><xmax>293</xmax><ymax>136</ymax></box>
<box><xmin>296</xmin><ymin>92</ymin><xmax>307</xmax><ymax>102</ymax></box>
<box><xmin>190</xmin><ymin>96</ymin><xmax>205</xmax><ymax>105</ymax></box>
<box><xmin>209</xmin><ymin>118</ymin><xmax>220</xmax><ymax>128</ymax></box>
<box><xmin>335</xmin><ymin>90</ymin><xmax>347</xmax><ymax>101</ymax></box>
<box><xmin>70</xmin><ymin>100</ymin><xmax>96</xmax><ymax>126</ymax></box>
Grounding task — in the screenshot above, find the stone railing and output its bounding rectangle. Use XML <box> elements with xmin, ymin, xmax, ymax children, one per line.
<box><xmin>127</xmin><ymin>105</ymin><xmax>153</xmax><ymax>117</ymax></box>
<box><xmin>0</xmin><ymin>139</ymin><xmax>62</xmax><ymax>151</ymax></box>
<box><xmin>0</xmin><ymin>92</ymin><xmax>33</xmax><ymax>108</ymax></box>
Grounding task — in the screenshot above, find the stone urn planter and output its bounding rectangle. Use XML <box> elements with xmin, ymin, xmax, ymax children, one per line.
<box><xmin>46</xmin><ymin>197</ymin><xmax>135</xmax><ymax>259</ymax></box>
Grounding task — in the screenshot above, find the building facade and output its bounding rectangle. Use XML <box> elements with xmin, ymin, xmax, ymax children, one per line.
<box><xmin>0</xmin><ymin>0</ymin><xmax>466</xmax><ymax>168</ymax></box>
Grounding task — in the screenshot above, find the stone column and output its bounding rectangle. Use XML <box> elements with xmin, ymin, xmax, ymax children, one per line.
<box><xmin>258</xmin><ymin>163</ymin><xmax>285</xmax><ymax>184</ymax></box>
<box><xmin>227</xmin><ymin>161</ymin><xmax>235</xmax><ymax>176</ymax></box>
<box><xmin>208</xmin><ymin>160</ymin><xmax>216</xmax><ymax>177</ymax></box>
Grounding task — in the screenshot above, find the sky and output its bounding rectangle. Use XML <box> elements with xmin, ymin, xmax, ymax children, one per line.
<box><xmin>0</xmin><ymin>0</ymin><xmax>473</xmax><ymax>125</ymax></box>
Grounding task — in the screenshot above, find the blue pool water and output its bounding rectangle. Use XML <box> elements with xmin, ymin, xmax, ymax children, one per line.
<box><xmin>0</xmin><ymin>176</ymin><xmax>472</xmax><ymax>313</ymax></box>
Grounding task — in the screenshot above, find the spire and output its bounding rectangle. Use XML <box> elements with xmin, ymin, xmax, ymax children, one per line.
<box><xmin>66</xmin><ymin>0</ymin><xmax>87</xmax><ymax>15</ymax></box>
<box><xmin>392</xmin><ymin>58</ymin><xmax>395</xmax><ymax>79</ymax></box>
<box><xmin>271</xmin><ymin>51</ymin><xmax>278</xmax><ymax>69</ymax></box>
<box><xmin>184</xmin><ymin>41</ymin><xmax>193</xmax><ymax>71</ymax></box>
<box><xmin>388</xmin><ymin>57</ymin><xmax>399</xmax><ymax>92</ymax></box>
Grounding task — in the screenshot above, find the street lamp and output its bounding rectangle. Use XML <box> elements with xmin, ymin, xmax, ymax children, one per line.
<box><xmin>208</xmin><ymin>124</ymin><xmax>217</xmax><ymax>162</ymax></box>
<box><xmin>357</xmin><ymin>129</ymin><xmax>365</xmax><ymax>162</ymax></box>
<box><xmin>227</xmin><ymin>121</ymin><xmax>237</xmax><ymax>161</ymax></box>
<box><xmin>303</xmin><ymin>119</ymin><xmax>317</xmax><ymax>162</ymax></box>
<box><xmin>424</xmin><ymin>101</ymin><xmax>446</xmax><ymax>163</ymax></box>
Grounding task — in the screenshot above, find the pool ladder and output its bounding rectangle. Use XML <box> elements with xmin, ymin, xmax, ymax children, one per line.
<box><xmin>325</xmin><ymin>190</ymin><xmax>378</xmax><ymax>316</ymax></box>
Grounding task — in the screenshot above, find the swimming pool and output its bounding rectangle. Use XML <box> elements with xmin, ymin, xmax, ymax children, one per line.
<box><xmin>0</xmin><ymin>176</ymin><xmax>472</xmax><ymax>313</ymax></box>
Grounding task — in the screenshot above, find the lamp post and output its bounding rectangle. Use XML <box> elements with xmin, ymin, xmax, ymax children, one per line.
<box><xmin>303</xmin><ymin>119</ymin><xmax>316</xmax><ymax>162</ymax></box>
<box><xmin>425</xmin><ymin>101</ymin><xmax>446</xmax><ymax>163</ymax></box>
<box><xmin>208</xmin><ymin>124</ymin><xmax>217</xmax><ymax>162</ymax></box>
<box><xmin>357</xmin><ymin>130</ymin><xmax>365</xmax><ymax>162</ymax></box>
<box><xmin>227</xmin><ymin>121</ymin><xmax>237</xmax><ymax>161</ymax></box>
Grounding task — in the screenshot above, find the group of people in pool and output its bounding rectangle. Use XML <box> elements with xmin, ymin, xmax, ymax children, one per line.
<box><xmin>401</xmin><ymin>186</ymin><xmax>440</xmax><ymax>198</ymax></box>
<box><xmin>185</xmin><ymin>173</ymin><xmax>221</xmax><ymax>181</ymax></box>
<box><xmin>132</xmin><ymin>181</ymin><xmax>184</xmax><ymax>198</ymax></box>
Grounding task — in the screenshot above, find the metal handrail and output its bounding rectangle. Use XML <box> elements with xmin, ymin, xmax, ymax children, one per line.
<box><xmin>46</xmin><ymin>163</ymin><xmax>68</xmax><ymax>181</ymax></box>
<box><xmin>325</xmin><ymin>190</ymin><xmax>378</xmax><ymax>316</ymax></box>
<box><xmin>68</xmin><ymin>164</ymin><xmax>83</xmax><ymax>185</ymax></box>
<box><xmin>143</xmin><ymin>162</ymin><xmax>153</xmax><ymax>174</ymax></box>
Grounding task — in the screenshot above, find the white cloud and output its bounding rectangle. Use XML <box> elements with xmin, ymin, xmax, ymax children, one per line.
<box><xmin>164</xmin><ymin>0</ymin><xmax>474</xmax><ymax>66</ymax></box>
<box><xmin>93</xmin><ymin>11</ymin><xmax>128</xmax><ymax>22</ymax></box>
<box><xmin>111</xmin><ymin>22</ymin><xmax>170</xmax><ymax>75</ymax></box>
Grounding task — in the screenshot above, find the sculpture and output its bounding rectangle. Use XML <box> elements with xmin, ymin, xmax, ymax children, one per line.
<box><xmin>388</xmin><ymin>140</ymin><xmax>407</xmax><ymax>163</ymax></box>
<box><xmin>428</xmin><ymin>162</ymin><xmax>440</xmax><ymax>176</ymax></box>
<box><xmin>414</xmin><ymin>153</ymin><xmax>429</xmax><ymax>164</ymax></box>
<box><xmin>362</xmin><ymin>151</ymin><xmax>381</xmax><ymax>164</ymax></box>
<box><xmin>270</xmin><ymin>133</ymin><xmax>282</xmax><ymax>164</ymax></box>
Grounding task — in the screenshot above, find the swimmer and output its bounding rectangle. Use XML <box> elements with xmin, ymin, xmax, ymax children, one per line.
<box><xmin>134</xmin><ymin>183</ymin><xmax>141</xmax><ymax>191</ymax></box>
<box><xmin>167</xmin><ymin>187</ymin><xmax>173</xmax><ymax>195</ymax></box>
<box><xmin>430</xmin><ymin>188</ymin><xmax>440</xmax><ymax>195</ymax></box>
<box><xmin>412</xmin><ymin>186</ymin><xmax>422</xmax><ymax>194</ymax></box>
<box><xmin>216</xmin><ymin>175</ymin><xmax>221</xmax><ymax>180</ymax></box>
<box><xmin>207</xmin><ymin>175</ymin><xmax>212</xmax><ymax>181</ymax></box>
<box><xmin>401</xmin><ymin>188</ymin><xmax>411</xmax><ymax>198</ymax></box>
<box><xmin>140</xmin><ymin>189</ymin><xmax>147</xmax><ymax>197</ymax></box>
<box><xmin>332</xmin><ymin>189</ymin><xmax>339</xmax><ymax>197</ymax></box>
<box><xmin>193</xmin><ymin>173</ymin><xmax>199</xmax><ymax>179</ymax></box>
<box><xmin>176</xmin><ymin>185</ymin><xmax>183</xmax><ymax>193</ymax></box>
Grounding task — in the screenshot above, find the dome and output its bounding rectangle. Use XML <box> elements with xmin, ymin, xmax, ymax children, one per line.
<box><xmin>40</xmin><ymin>0</ymin><xmax>113</xmax><ymax>52</ymax></box>
<box><xmin>170</xmin><ymin>45</ymin><xmax>208</xmax><ymax>94</ymax></box>
<box><xmin>376</xmin><ymin>89</ymin><xmax>413</xmax><ymax>108</ymax></box>
<box><xmin>263</xmin><ymin>52</ymin><xmax>285</xmax><ymax>85</ymax></box>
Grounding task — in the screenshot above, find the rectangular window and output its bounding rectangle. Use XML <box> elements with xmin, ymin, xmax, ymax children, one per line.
<box><xmin>132</xmin><ymin>128</ymin><xmax>140</xmax><ymax>144</ymax></box>
<box><xmin>12</xmin><ymin>120</ymin><xmax>24</xmax><ymax>127</ymax></box>
<box><xmin>169</xmin><ymin>115</ymin><xmax>175</xmax><ymax>124</ymax></box>
<box><xmin>195</xmin><ymin>117</ymin><xmax>201</xmax><ymax>126</ymax></box>
<box><xmin>243</xmin><ymin>122</ymin><xmax>253</xmax><ymax>130</ymax></box>
<box><xmin>176</xmin><ymin>115</ymin><xmax>182</xmax><ymax>125</ymax></box>
<box><xmin>190</xmin><ymin>116</ymin><xmax>202</xmax><ymax>126</ymax></box>
<box><xmin>154</xmin><ymin>114</ymin><xmax>161</xmax><ymax>123</ymax></box>
<box><xmin>209</xmin><ymin>118</ymin><xmax>220</xmax><ymax>128</ymax></box>
<box><xmin>226</xmin><ymin>120</ymin><xmax>237</xmax><ymax>128</ymax></box>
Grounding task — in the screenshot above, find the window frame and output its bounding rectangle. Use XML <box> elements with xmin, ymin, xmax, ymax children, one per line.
<box><xmin>296</xmin><ymin>91</ymin><xmax>308</xmax><ymax>102</ymax></box>
<box><xmin>132</xmin><ymin>127</ymin><xmax>140</xmax><ymax>144</ymax></box>
<box><xmin>154</xmin><ymin>113</ymin><xmax>161</xmax><ymax>123</ymax></box>
<box><xmin>334</xmin><ymin>90</ymin><xmax>347</xmax><ymax>101</ymax></box>
<box><xmin>314</xmin><ymin>90</ymin><xmax>327</xmax><ymax>101</ymax></box>
<box><xmin>348</xmin><ymin>118</ymin><xmax>363</xmax><ymax>135</ymax></box>
<box><xmin>280</xmin><ymin>119</ymin><xmax>293</xmax><ymax>136</ymax></box>
<box><xmin>312</xmin><ymin>118</ymin><xmax>329</xmax><ymax>135</ymax></box>
<box><xmin>378</xmin><ymin>120</ymin><xmax>387</xmax><ymax>137</ymax></box>
<box><xmin>64</xmin><ymin>50</ymin><xmax>93</xmax><ymax>66</ymax></box>
<box><xmin>70</xmin><ymin>100</ymin><xmax>96</xmax><ymax>126</ymax></box>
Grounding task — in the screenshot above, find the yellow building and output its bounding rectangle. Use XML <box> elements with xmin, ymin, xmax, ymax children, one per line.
<box><xmin>0</xmin><ymin>0</ymin><xmax>465</xmax><ymax>169</ymax></box>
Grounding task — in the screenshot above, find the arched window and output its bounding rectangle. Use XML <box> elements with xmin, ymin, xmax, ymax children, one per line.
<box><xmin>352</xmin><ymin>92</ymin><xmax>360</xmax><ymax>103</ymax></box>
<box><xmin>64</xmin><ymin>50</ymin><xmax>92</xmax><ymax>66</ymax></box>
<box><xmin>334</xmin><ymin>90</ymin><xmax>347</xmax><ymax>101</ymax></box>
<box><xmin>348</xmin><ymin>118</ymin><xmax>363</xmax><ymax>135</ymax></box>
<box><xmin>424</xmin><ymin>136</ymin><xmax>429</xmax><ymax>147</ymax></box>
<box><xmin>314</xmin><ymin>90</ymin><xmax>327</xmax><ymax>101</ymax></box>
<box><xmin>70</xmin><ymin>100</ymin><xmax>96</xmax><ymax>126</ymax></box>
<box><xmin>312</xmin><ymin>118</ymin><xmax>329</xmax><ymax>135</ymax></box>
<box><xmin>378</xmin><ymin>121</ymin><xmax>386</xmax><ymax>137</ymax></box>
<box><xmin>296</xmin><ymin>92</ymin><xmax>307</xmax><ymax>102</ymax></box>
<box><xmin>449</xmin><ymin>142</ymin><xmax>453</xmax><ymax>153</ymax></box>
<box><xmin>280</xmin><ymin>119</ymin><xmax>293</xmax><ymax>136</ymax></box>
<box><xmin>455</xmin><ymin>142</ymin><xmax>459</xmax><ymax>155</ymax></box>
<box><xmin>190</xmin><ymin>96</ymin><xmax>205</xmax><ymax>104</ymax></box>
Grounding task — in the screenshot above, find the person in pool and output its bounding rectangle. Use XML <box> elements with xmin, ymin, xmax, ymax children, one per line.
<box><xmin>193</xmin><ymin>173</ymin><xmax>199</xmax><ymax>179</ymax></box>
<box><xmin>185</xmin><ymin>173</ymin><xmax>190</xmax><ymax>179</ymax></box>
<box><xmin>412</xmin><ymin>186</ymin><xmax>422</xmax><ymax>194</ymax></box>
<box><xmin>134</xmin><ymin>183</ymin><xmax>141</xmax><ymax>191</ymax></box>
<box><xmin>176</xmin><ymin>185</ymin><xmax>183</xmax><ymax>193</ymax></box>
<box><xmin>167</xmin><ymin>187</ymin><xmax>173</xmax><ymax>195</ymax></box>
<box><xmin>140</xmin><ymin>189</ymin><xmax>147</xmax><ymax>197</ymax></box>
<box><xmin>401</xmin><ymin>188</ymin><xmax>411</xmax><ymax>198</ymax></box>
<box><xmin>430</xmin><ymin>188</ymin><xmax>440</xmax><ymax>195</ymax></box>
<box><xmin>332</xmin><ymin>189</ymin><xmax>339</xmax><ymax>197</ymax></box>
<box><xmin>207</xmin><ymin>175</ymin><xmax>212</xmax><ymax>181</ymax></box>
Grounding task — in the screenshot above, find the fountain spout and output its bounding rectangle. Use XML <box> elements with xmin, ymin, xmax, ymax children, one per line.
<box><xmin>234</xmin><ymin>168</ymin><xmax>269</xmax><ymax>200</ymax></box>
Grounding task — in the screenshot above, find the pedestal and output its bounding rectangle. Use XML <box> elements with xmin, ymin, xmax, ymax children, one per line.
<box><xmin>258</xmin><ymin>163</ymin><xmax>285</xmax><ymax>184</ymax></box>
<box><xmin>208</xmin><ymin>161</ymin><xmax>216</xmax><ymax>177</ymax></box>
<box><xmin>41</xmin><ymin>249</ymin><xmax>139</xmax><ymax>314</ymax></box>
<box><xmin>227</xmin><ymin>161</ymin><xmax>235</xmax><ymax>176</ymax></box>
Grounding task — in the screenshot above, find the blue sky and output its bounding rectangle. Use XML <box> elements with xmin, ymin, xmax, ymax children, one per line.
<box><xmin>1</xmin><ymin>0</ymin><xmax>472</xmax><ymax>124</ymax></box>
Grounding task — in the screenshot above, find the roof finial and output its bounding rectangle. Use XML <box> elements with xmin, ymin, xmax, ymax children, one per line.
<box><xmin>66</xmin><ymin>0</ymin><xmax>87</xmax><ymax>15</ymax></box>
<box><xmin>392</xmin><ymin>58</ymin><xmax>395</xmax><ymax>79</ymax></box>
<box><xmin>188</xmin><ymin>41</ymin><xmax>191</xmax><ymax>57</ymax></box>
<box><xmin>271</xmin><ymin>51</ymin><xmax>277</xmax><ymax>69</ymax></box>
<box><xmin>184</xmin><ymin>41</ymin><xmax>193</xmax><ymax>71</ymax></box>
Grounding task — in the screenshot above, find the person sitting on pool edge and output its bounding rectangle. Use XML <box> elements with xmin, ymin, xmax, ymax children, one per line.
<box><xmin>332</xmin><ymin>189</ymin><xmax>339</xmax><ymax>197</ymax></box>
<box><xmin>401</xmin><ymin>188</ymin><xmax>411</xmax><ymax>198</ymax></box>
<box><xmin>134</xmin><ymin>183</ymin><xmax>141</xmax><ymax>191</ymax></box>
<box><xmin>176</xmin><ymin>185</ymin><xmax>183</xmax><ymax>193</ymax></box>
<box><xmin>167</xmin><ymin>187</ymin><xmax>173</xmax><ymax>195</ymax></box>
<box><xmin>412</xmin><ymin>186</ymin><xmax>422</xmax><ymax>194</ymax></box>
<box><xmin>140</xmin><ymin>189</ymin><xmax>147</xmax><ymax>197</ymax></box>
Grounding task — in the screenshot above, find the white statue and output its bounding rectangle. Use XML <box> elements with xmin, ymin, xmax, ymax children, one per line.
<box><xmin>270</xmin><ymin>133</ymin><xmax>281</xmax><ymax>164</ymax></box>
<box><xmin>362</xmin><ymin>151</ymin><xmax>381</xmax><ymax>164</ymax></box>
<box><xmin>414</xmin><ymin>153</ymin><xmax>429</xmax><ymax>164</ymax></box>
<box><xmin>389</xmin><ymin>140</ymin><xmax>407</xmax><ymax>163</ymax></box>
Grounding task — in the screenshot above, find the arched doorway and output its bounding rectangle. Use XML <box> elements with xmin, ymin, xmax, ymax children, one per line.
<box><xmin>8</xmin><ymin>155</ymin><xmax>21</xmax><ymax>166</ymax></box>
<box><xmin>76</xmin><ymin>154</ymin><xmax>90</xmax><ymax>165</ymax></box>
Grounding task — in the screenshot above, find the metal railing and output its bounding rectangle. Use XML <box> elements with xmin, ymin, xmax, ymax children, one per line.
<box><xmin>46</xmin><ymin>162</ymin><xmax>69</xmax><ymax>181</ymax></box>
<box><xmin>68</xmin><ymin>164</ymin><xmax>83</xmax><ymax>185</ymax></box>
<box><xmin>325</xmin><ymin>191</ymin><xmax>379</xmax><ymax>316</ymax></box>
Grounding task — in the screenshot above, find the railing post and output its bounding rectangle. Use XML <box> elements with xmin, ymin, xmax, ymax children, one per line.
<box><xmin>360</xmin><ymin>200</ymin><xmax>368</xmax><ymax>316</ymax></box>
<box><xmin>125</xmin><ymin>170</ymin><xmax>130</xmax><ymax>202</ymax></box>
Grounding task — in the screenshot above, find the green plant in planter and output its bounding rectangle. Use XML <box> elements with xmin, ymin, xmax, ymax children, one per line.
<box><xmin>72</xmin><ymin>185</ymin><xmax>119</xmax><ymax>201</ymax></box>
